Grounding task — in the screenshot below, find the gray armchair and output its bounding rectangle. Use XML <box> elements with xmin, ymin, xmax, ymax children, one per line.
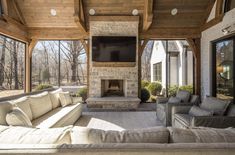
<box><xmin>172</xmin><ymin>101</ymin><xmax>235</xmax><ymax>129</ymax></box>
<box><xmin>156</xmin><ymin>90</ymin><xmax>199</xmax><ymax>126</ymax></box>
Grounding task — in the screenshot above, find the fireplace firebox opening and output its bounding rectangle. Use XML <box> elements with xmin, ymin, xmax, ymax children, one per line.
<box><xmin>101</xmin><ymin>80</ymin><xmax>124</xmax><ymax>97</ymax></box>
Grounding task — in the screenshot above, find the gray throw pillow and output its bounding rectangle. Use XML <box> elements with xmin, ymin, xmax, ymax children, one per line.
<box><xmin>200</xmin><ymin>97</ymin><xmax>231</xmax><ymax>116</ymax></box>
<box><xmin>176</xmin><ymin>90</ymin><xmax>191</xmax><ymax>103</ymax></box>
<box><xmin>189</xmin><ymin>105</ymin><xmax>213</xmax><ymax>116</ymax></box>
<box><xmin>168</xmin><ymin>97</ymin><xmax>181</xmax><ymax>104</ymax></box>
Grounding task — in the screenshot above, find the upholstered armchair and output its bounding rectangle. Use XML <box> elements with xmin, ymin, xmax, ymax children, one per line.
<box><xmin>156</xmin><ymin>90</ymin><xmax>199</xmax><ymax>126</ymax></box>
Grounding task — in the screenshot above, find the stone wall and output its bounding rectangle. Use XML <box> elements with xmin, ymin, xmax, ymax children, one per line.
<box><xmin>88</xmin><ymin>18</ymin><xmax>139</xmax><ymax>98</ymax></box>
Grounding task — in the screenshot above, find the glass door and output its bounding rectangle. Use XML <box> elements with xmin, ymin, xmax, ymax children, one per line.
<box><xmin>212</xmin><ymin>37</ymin><xmax>235</xmax><ymax>101</ymax></box>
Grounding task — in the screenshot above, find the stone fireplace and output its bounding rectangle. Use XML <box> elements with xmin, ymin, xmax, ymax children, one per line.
<box><xmin>101</xmin><ymin>80</ymin><xmax>124</xmax><ymax>97</ymax></box>
<box><xmin>86</xmin><ymin>16</ymin><xmax>140</xmax><ymax>109</ymax></box>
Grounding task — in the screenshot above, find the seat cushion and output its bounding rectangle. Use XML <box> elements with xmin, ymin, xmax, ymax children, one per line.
<box><xmin>10</xmin><ymin>97</ymin><xmax>33</xmax><ymax>121</ymax></box>
<box><xmin>176</xmin><ymin>90</ymin><xmax>191</xmax><ymax>103</ymax></box>
<box><xmin>200</xmin><ymin>97</ymin><xmax>231</xmax><ymax>116</ymax></box>
<box><xmin>49</xmin><ymin>88</ymin><xmax>63</xmax><ymax>109</ymax></box>
<box><xmin>29</xmin><ymin>91</ymin><xmax>53</xmax><ymax>119</ymax></box>
<box><xmin>168</xmin><ymin>97</ymin><xmax>181</xmax><ymax>104</ymax></box>
<box><xmin>189</xmin><ymin>105</ymin><xmax>213</xmax><ymax>116</ymax></box>
<box><xmin>174</xmin><ymin>114</ymin><xmax>192</xmax><ymax>127</ymax></box>
<box><xmin>71</xmin><ymin>126</ymin><xmax>169</xmax><ymax>144</ymax></box>
<box><xmin>0</xmin><ymin>125</ymin><xmax>71</xmax><ymax>144</ymax></box>
<box><xmin>32</xmin><ymin>103</ymin><xmax>82</xmax><ymax>128</ymax></box>
<box><xmin>6</xmin><ymin>107</ymin><xmax>32</xmax><ymax>127</ymax></box>
<box><xmin>0</xmin><ymin>102</ymin><xmax>13</xmax><ymax>125</ymax></box>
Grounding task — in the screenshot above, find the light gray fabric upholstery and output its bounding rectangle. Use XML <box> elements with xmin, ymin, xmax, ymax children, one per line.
<box><xmin>174</xmin><ymin>114</ymin><xmax>191</xmax><ymax>127</ymax></box>
<box><xmin>168</xmin><ymin>97</ymin><xmax>181</xmax><ymax>104</ymax></box>
<box><xmin>190</xmin><ymin>95</ymin><xmax>200</xmax><ymax>106</ymax></box>
<box><xmin>189</xmin><ymin>106</ymin><xmax>213</xmax><ymax>116</ymax></box>
<box><xmin>200</xmin><ymin>97</ymin><xmax>231</xmax><ymax>116</ymax></box>
<box><xmin>72</xmin><ymin>127</ymin><xmax>169</xmax><ymax>144</ymax></box>
<box><xmin>176</xmin><ymin>90</ymin><xmax>191</xmax><ymax>103</ymax></box>
<box><xmin>227</xmin><ymin>104</ymin><xmax>235</xmax><ymax>116</ymax></box>
<box><xmin>0</xmin><ymin>102</ymin><xmax>13</xmax><ymax>125</ymax></box>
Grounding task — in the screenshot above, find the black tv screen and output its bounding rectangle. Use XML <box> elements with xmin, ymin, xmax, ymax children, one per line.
<box><xmin>92</xmin><ymin>36</ymin><xmax>136</xmax><ymax>62</ymax></box>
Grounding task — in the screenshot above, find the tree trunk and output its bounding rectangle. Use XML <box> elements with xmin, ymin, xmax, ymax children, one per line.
<box><xmin>0</xmin><ymin>37</ymin><xmax>6</xmax><ymax>87</ymax></box>
<box><xmin>13</xmin><ymin>41</ymin><xmax>19</xmax><ymax>89</ymax></box>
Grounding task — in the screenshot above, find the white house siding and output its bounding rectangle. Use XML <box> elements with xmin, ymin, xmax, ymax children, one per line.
<box><xmin>201</xmin><ymin>7</ymin><xmax>235</xmax><ymax>98</ymax></box>
<box><xmin>169</xmin><ymin>56</ymin><xmax>178</xmax><ymax>86</ymax></box>
<box><xmin>150</xmin><ymin>41</ymin><xmax>166</xmax><ymax>88</ymax></box>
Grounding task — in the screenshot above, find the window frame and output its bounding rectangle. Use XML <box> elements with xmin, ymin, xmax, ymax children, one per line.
<box><xmin>153</xmin><ymin>62</ymin><xmax>162</xmax><ymax>82</ymax></box>
<box><xmin>224</xmin><ymin>0</ymin><xmax>235</xmax><ymax>13</ymax></box>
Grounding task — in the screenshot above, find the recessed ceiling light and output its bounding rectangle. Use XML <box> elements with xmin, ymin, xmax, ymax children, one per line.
<box><xmin>89</xmin><ymin>9</ymin><xmax>96</xmax><ymax>15</ymax></box>
<box><xmin>171</xmin><ymin>8</ymin><xmax>178</xmax><ymax>16</ymax></box>
<box><xmin>50</xmin><ymin>9</ymin><xmax>57</xmax><ymax>16</ymax></box>
<box><xmin>132</xmin><ymin>9</ymin><xmax>139</xmax><ymax>16</ymax></box>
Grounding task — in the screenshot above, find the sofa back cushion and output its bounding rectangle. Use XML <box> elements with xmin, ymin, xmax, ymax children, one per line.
<box><xmin>0</xmin><ymin>125</ymin><xmax>71</xmax><ymax>144</ymax></box>
<box><xmin>200</xmin><ymin>97</ymin><xmax>231</xmax><ymax>116</ymax></box>
<box><xmin>71</xmin><ymin>127</ymin><xmax>169</xmax><ymax>144</ymax></box>
<box><xmin>49</xmin><ymin>88</ymin><xmax>63</xmax><ymax>109</ymax></box>
<box><xmin>168</xmin><ymin>97</ymin><xmax>181</xmax><ymax>104</ymax></box>
<box><xmin>227</xmin><ymin>104</ymin><xmax>235</xmax><ymax>116</ymax></box>
<box><xmin>29</xmin><ymin>92</ymin><xmax>53</xmax><ymax>119</ymax></box>
<box><xmin>0</xmin><ymin>102</ymin><xmax>13</xmax><ymax>125</ymax></box>
<box><xmin>10</xmin><ymin>97</ymin><xmax>33</xmax><ymax>121</ymax></box>
<box><xmin>6</xmin><ymin>107</ymin><xmax>32</xmax><ymax>127</ymax></box>
<box><xmin>168</xmin><ymin>127</ymin><xmax>235</xmax><ymax>143</ymax></box>
<box><xmin>59</xmin><ymin>92</ymin><xmax>72</xmax><ymax>107</ymax></box>
<box><xmin>176</xmin><ymin>90</ymin><xmax>191</xmax><ymax>103</ymax></box>
<box><xmin>189</xmin><ymin>105</ymin><xmax>213</xmax><ymax>116</ymax></box>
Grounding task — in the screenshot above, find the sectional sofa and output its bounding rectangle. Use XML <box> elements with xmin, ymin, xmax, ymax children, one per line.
<box><xmin>0</xmin><ymin>88</ymin><xmax>82</xmax><ymax>128</ymax></box>
<box><xmin>0</xmin><ymin>125</ymin><xmax>235</xmax><ymax>154</ymax></box>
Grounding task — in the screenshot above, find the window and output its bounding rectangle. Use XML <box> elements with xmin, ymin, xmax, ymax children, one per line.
<box><xmin>0</xmin><ymin>35</ymin><xmax>25</xmax><ymax>97</ymax></box>
<box><xmin>225</xmin><ymin>0</ymin><xmax>235</xmax><ymax>13</ymax></box>
<box><xmin>0</xmin><ymin>1</ymin><xmax>3</xmax><ymax>15</ymax></box>
<box><xmin>153</xmin><ymin>62</ymin><xmax>162</xmax><ymax>82</ymax></box>
<box><xmin>32</xmin><ymin>41</ymin><xmax>87</xmax><ymax>91</ymax></box>
<box><xmin>212</xmin><ymin>36</ymin><xmax>235</xmax><ymax>101</ymax></box>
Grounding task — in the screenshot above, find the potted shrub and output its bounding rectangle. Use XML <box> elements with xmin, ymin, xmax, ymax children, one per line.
<box><xmin>77</xmin><ymin>88</ymin><xmax>87</xmax><ymax>102</ymax></box>
<box><xmin>147</xmin><ymin>82</ymin><xmax>162</xmax><ymax>96</ymax></box>
<box><xmin>141</xmin><ymin>88</ymin><xmax>150</xmax><ymax>103</ymax></box>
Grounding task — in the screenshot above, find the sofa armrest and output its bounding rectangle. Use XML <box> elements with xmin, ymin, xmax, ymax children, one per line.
<box><xmin>156</xmin><ymin>97</ymin><xmax>169</xmax><ymax>104</ymax></box>
<box><xmin>171</xmin><ymin>105</ymin><xmax>192</xmax><ymax>116</ymax></box>
<box><xmin>191</xmin><ymin>116</ymin><xmax>235</xmax><ymax>128</ymax></box>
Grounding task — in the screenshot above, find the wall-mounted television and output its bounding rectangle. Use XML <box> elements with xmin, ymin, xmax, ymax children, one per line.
<box><xmin>92</xmin><ymin>36</ymin><xmax>136</xmax><ymax>62</ymax></box>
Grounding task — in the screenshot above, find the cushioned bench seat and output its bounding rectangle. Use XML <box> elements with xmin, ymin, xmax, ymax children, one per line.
<box><xmin>32</xmin><ymin>103</ymin><xmax>82</xmax><ymax>128</ymax></box>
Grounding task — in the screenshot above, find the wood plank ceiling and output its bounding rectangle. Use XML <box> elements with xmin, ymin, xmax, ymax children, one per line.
<box><xmin>1</xmin><ymin>0</ymin><xmax>215</xmax><ymax>41</ymax></box>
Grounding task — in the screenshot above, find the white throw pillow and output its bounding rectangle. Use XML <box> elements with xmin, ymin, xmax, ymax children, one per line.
<box><xmin>59</xmin><ymin>92</ymin><xmax>72</xmax><ymax>107</ymax></box>
<box><xmin>49</xmin><ymin>88</ymin><xmax>63</xmax><ymax>109</ymax></box>
<box><xmin>6</xmin><ymin>107</ymin><xmax>32</xmax><ymax>127</ymax></box>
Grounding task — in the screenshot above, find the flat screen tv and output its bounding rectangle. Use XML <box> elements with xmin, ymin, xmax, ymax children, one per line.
<box><xmin>92</xmin><ymin>36</ymin><xmax>136</xmax><ymax>62</ymax></box>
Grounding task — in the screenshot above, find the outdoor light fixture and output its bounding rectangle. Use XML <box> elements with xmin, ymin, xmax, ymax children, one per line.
<box><xmin>50</xmin><ymin>9</ymin><xmax>57</xmax><ymax>16</ymax></box>
<box><xmin>171</xmin><ymin>8</ymin><xmax>178</xmax><ymax>15</ymax></box>
<box><xmin>222</xmin><ymin>23</ymin><xmax>235</xmax><ymax>35</ymax></box>
<box><xmin>132</xmin><ymin>9</ymin><xmax>139</xmax><ymax>16</ymax></box>
<box><xmin>89</xmin><ymin>9</ymin><xmax>96</xmax><ymax>15</ymax></box>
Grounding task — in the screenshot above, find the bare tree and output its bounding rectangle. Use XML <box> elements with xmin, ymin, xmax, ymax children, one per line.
<box><xmin>142</xmin><ymin>41</ymin><xmax>154</xmax><ymax>81</ymax></box>
<box><xmin>0</xmin><ymin>37</ymin><xmax>6</xmax><ymax>87</ymax></box>
<box><xmin>13</xmin><ymin>41</ymin><xmax>19</xmax><ymax>89</ymax></box>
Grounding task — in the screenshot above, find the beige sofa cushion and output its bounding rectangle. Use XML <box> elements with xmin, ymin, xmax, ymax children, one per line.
<box><xmin>71</xmin><ymin>127</ymin><xmax>169</xmax><ymax>144</ymax></box>
<box><xmin>0</xmin><ymin>102</ymin><xmax>13</xmax><ymax>125</ymax></box>
<box><xmin>6</xmin><ymin>108</ymin><xmax>32</xmax><ymax>127</ymax></box>
<box><xmin>10</xmin><ymin>97</ymin><xmax>33</xmax><ymax>121</ymax></box>
<box><xmin>0</xmin><ymin>125</ymin><xmax>71</xmax><ymax>144</ymax></box>
<box><xmin>50</xmin><ymin>88</ymin><xmax>63</xmax><ymax>109</ymax></box>
<box><xmin>168</xmin><ymin>127</ymin><xmax>235</xmax><ymax>143</ymax></box>
<box><xmin>32</xmin><ymin>103</ymin><xmax>82</xmax><ymax>128</ymax></box>
<box><xmin>29</xmin><ymin>91</ymin><xmax>53</xmax><ymax>119</ymax></box>
<box><xmin>59</xmin><ymin>92</ymin><xmax>72</xmax><ymax>107</ymax></box>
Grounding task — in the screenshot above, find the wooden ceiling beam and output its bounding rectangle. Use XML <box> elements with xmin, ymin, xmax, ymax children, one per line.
<box><xmin>12</xmin><ymin>0</ymin><xmax>26</xmax><ymax>25</ymax></box>
<box><xmin>74</xmin><ymin>0</ymin><xmax>87</xmax><ymax>32</ymax></box>
<box><xmin>215</xmin><ymin>0</ymin><xmax>224</xmax><ymax>17</ymax></box>
<box><xmin>1</xmin><ymin>0</ymin><xmax>8</xmax><ymax>16</ymax></box>
<box><xmin>140</xmin><ymin>27</ymin><xmax>201</xmax><ymax>39</ymax></box>
<box><xmin>200</xmin><ymin>0</ymin><xmax>216</xmax><ymax>26</ymax></box>
<box><xmin>143</xmin><ymin>0</ymin><xmax>153</xmax><ymax>31</ymax></box>
<box><xmin>28</xmin><ymin>28</ymin><xmax>88</xmax><ymax>40</ymax></box>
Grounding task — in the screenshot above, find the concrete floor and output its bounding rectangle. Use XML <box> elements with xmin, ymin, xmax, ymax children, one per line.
<box><xmin>74</xmin><ymin>111</ymin><xmax>162</xmax><ymax>131</ymax></box>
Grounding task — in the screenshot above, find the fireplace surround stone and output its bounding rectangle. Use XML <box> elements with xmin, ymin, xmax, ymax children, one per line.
<box><xmin>86</xmin><ymin>16</ymin><xmax>140</xmax><ymax>110</ymax></box>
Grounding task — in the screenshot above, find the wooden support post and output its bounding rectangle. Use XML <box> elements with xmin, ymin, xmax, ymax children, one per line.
<box><xmin>187</xmin><ymin>38</ymin><xmax>201</xmax><ymax>96</ymax></box>
<box><xmin>138</xmin><ymin>39</ymin><xmax>149</xmax><ymax>98</ymax></box>
<box><xmin>81</xmin><ymin>39</ymin><xmax>89</xmax><ymax>96</ymax></box>
<box><xmin>143</xmin><ymin>0</ymin><xmax>153</xmax><ymax>31</ymax></box>
<box><xmin>25</xmin><ymin>39</ymin><xmax>38</xmax><ymax>93</ymax></box>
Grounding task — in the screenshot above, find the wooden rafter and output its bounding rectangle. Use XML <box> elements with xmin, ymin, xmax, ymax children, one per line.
<box><xmin>1</xmin><ymin>0</ymin><xmax>8</xmax><ymax>15</ymax></box>
<box><xmin>215</xmin><ymin>0</ymin><xmax>224</xmax><ymax>17</ymax></box>
<box><xmin>201</xmin><ymin>0</ymin><xmax>216</xmax><ymax>26</ymax></box>
<box><xmin>143</xmin><ymin>0</ymin><xmax>153</xmax><ymax>31</ymax></box>
<box><xmin>139</xmin><ymin>39</ymin><xmax>149</xmax><ymax>56</ymax></box>
<box><xmin>74</xmin><ymin>0</ymin><xmax>87</xmax><ymax>32</ymax></box>
<box><xmin>12</xmin><ymin>0</ymin><xmax>26</xmax><ymax>25</ymax></box>
<box><xmin>29</xmin><ymin>39</ymin><xmax>38</xmax><ymax>57</ymax></box>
